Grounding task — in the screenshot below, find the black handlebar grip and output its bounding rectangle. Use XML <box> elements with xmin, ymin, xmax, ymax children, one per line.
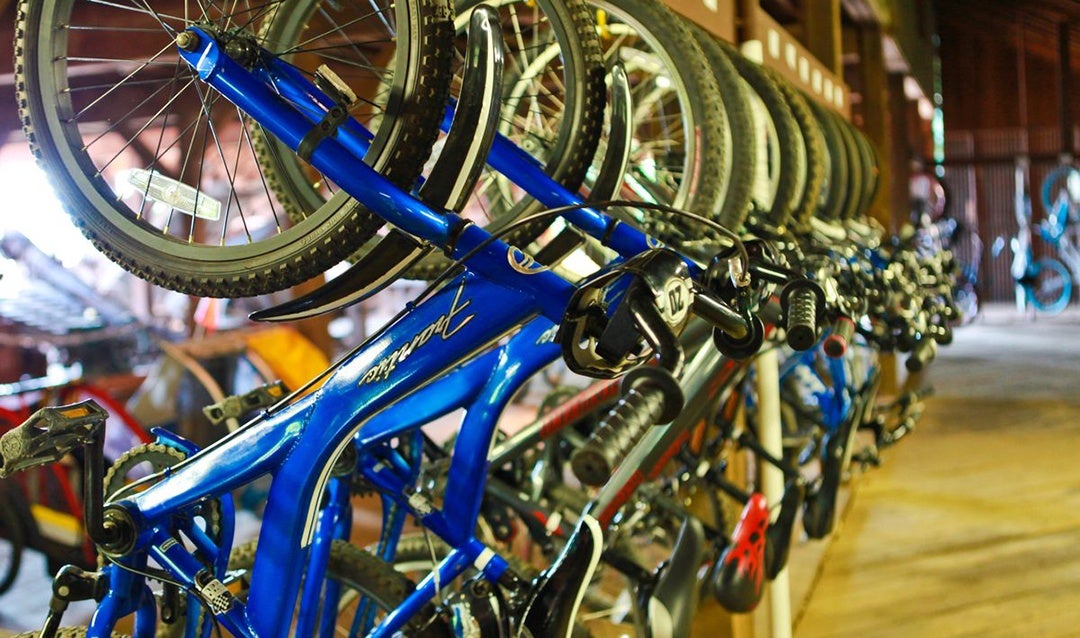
<box><xmin>905</xmin><ymin>337</ymin><xmax>938</xmax><ymax>372</ymax></box>
<box><xmin>823</xmin><ymin>316</ymin><xmax>855</xmax><ymax>359</ymax></box>
<box><xmin>784</xmin><ymin>286</ymin><xmax>819</xmax><ymax>351</ymax></box>
<box><xmin>570</xmin><ymin>384</ymin><xmax>665</xmax><ymax>487</ymax></box>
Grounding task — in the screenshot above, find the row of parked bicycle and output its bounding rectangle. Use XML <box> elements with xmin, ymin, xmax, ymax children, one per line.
<box><xmin>0</xmin><ymin>0</ymin><xmax>963</xmax><ymax>636</ymax></box>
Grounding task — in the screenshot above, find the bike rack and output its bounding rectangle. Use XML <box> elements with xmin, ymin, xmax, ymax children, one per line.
<box><xmin>754</xmin><ymin>347</ymin><xmax>793</xmax><ymax>638</ymax></box>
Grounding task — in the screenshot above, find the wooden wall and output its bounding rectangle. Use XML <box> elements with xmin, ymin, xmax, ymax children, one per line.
<box><xmin>938</xmin><ymin>0</ymin><xmax>1080</xmax><ymax>302</ymax></box>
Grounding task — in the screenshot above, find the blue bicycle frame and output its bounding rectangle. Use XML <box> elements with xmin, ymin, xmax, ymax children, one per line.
<box><xmin>90</xmin><ymin>23</ymin><xmax>725</xmax><ymax>638</ymax></box>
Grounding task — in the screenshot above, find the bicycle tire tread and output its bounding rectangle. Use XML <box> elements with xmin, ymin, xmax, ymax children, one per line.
<box><xmin>15</xmin><ymin>0</ymin><xmax>454</xmax><ymax>298</ymax></box>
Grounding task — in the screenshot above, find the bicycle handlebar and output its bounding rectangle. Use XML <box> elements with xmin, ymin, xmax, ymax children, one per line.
<box><xmin>824</xmin><ymin>316</ymin><xmax>856</xmax><ymax>358</ymax></box>
<box><xmin>571</xmin><ymin>373</ymin><xmax>674</xmax><ymax>486</ymax></box>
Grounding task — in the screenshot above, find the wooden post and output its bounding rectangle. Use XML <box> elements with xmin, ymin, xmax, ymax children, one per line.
<box><xmin>1059</xmin><ymin>20</ymin><xmax>1073</xmax><ymax>156</ymax></box>
<box><xmin>888</xmin><ymin>72</ymin><xmax>912</xmax><ymax>226</ymax></box>
<box><xmin>858</xmin><ymin>23</ymin><xmax>894</xmax><ymax>231</ymax></box>
<box><xmin>801</xmin><ymin>0</ymin><xmax>842</xmax><ymax>76</ymax></box>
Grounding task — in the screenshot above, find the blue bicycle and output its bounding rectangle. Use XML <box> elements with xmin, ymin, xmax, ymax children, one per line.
<box><xmin>3</xmin><ymin>0</ymin><xmax>960</xmax><ymax>636</ymax></box>
<box><xmin>4</xmin><ymin>2</ymin><xmax>837</xmax><ymax>636</ymax></box>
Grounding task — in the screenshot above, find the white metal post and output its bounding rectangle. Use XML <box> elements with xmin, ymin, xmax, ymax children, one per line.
<box><xmin>755</xmin><ymin>347</ymin><xmax>792</xmax><ymax>638</ymax></box>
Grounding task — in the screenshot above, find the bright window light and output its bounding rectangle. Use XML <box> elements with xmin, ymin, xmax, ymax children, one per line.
<box><xmin>0</xmin><ymin>161</ymin><xmax>100</xmax><ymax>267</ymax></box>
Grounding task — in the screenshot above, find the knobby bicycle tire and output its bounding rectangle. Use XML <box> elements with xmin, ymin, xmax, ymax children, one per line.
<box><xmin>230</xmin><ymin>539</ymin><xmax>451</xmax><ymax>636</ymax></box>
<box><xmin>580</xmin><ymin>0</ymin><xmax>732</xmax><ymax>249</ymax></box>
<box><xmin>687</xmin><ymin>25</ymin><xmax>757</xmax><ymax>234</ymax></box>
<box><xmin>16</xmin><ymin>0</ymin><xmax>454</xmax><ymax>297</ymax></box>
<box><xmin>807</xmin><ymin>99</ymin><xmax>849</xmax><ymax>222</ymax></box>
<box><xmin>832</xmin><ymin>115</ymin><xmax>865</xmax><ymax>221</ymax></box>
<box><xmin>714</xmin><ymin>40</ymin><xmax>804</xmax><ymax>228</ymax></box>
<box><xmin>853</xmin><ymin>128</ymin><xmax>880</xmax><ymax>219</ymax></box>
<box><xmin>769</xmin><ymin>69</ymin><xmax>826</xmax><ymax>229</ymax></box>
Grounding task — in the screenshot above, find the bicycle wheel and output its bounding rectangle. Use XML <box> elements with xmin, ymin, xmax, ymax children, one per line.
<box><xmin>688</xmin><ymin>26</ymin><xmax>757</xmax><ymax>234</ymax></box>
<box><xmin>852</xmin><ymin>127</ymin><xmax>880</xmax><ymax>219</ymax></box>
<box><xmin>715</xmin><ymin>41</ymin><xmax>804</xmax><ymax>229</ymax></box>
<box><xmin>0</xmin><ymin>482</ymin><xmax>26</xmax><ymax>595</ymax></box>
<box><xmin>833</xmin><ymin>116</ymin><xmax>864</xmax><ymax>221</ymax></box>
<box><xmin>571</xmin><ymin>0</ymin><xmax>733</xmax><ymax>249</ymax></box>
<box><xmin>1030</xmin><ymin>258</ymin><xmax>1073</xmax><ymax>314</ymax></box>
<box><xmin>1040</xmin><ymin>164</ymin><xmax>1080</xmax><ymax>215</ymax></box>
<box><xmin>770</xmin><ymin>70</ymin><xmax>826</xmax><ymax>229</ymax></box>
<box><xmin>407</xmin><ymin>0</ymin><xmax>606</xmax><ymax>278</ymax></box>
<box><xmin>16</xmin><ymin>0</ymin><xmax>453</xmax><ymax>297</ymax></box>
<box><xmin>230</xmin><ymin>539</ymin><xmax>450</xmax><ymax>636</ymax></box>
<box><xmin>256</xmin><ymin>0</ymin><xmax>605</xmax><ymax>279</ymax></box>
<box><xmin>807</xmin><ymin>99</ymin><xmax>848</xmax><ymax>222</ymax></box>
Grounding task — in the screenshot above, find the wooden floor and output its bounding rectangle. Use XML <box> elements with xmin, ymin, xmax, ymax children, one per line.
<box><xmin>796</xmin><ymin>305</ymin><xmax>1080</xmax><ymax>638</ymax></box>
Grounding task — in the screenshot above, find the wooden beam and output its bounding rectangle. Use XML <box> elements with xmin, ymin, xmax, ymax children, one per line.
<box><xmin>801</xmin><ymin>0</ymin><xmax>842</xmax><ymax>75</ymax></box>
<box><xmin>858</xmin><ymin>23</ymin><xmax>894</xmax><ymax>229</ymax></box>
<box><xmin>1060</xmin><ymin>20</ymin><xmax>1073</xmax><ymax>155</ymax></box>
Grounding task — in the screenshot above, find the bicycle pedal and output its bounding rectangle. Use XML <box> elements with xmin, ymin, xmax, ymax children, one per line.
<box><xmin>203</xmin><ymin>381</ymin><xmax>288</xmax><ymax>426</ymax></box>
<box><xmin>314</xmin><ymin>64</ymin><xmax>357</xmax><ymax>106</ymax></box>
<box><xmin>0</xmin><ymin>400</ymin><xmax>107</xmax><ymax>478</ymax></box>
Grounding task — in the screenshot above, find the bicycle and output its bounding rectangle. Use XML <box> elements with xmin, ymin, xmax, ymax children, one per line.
<box><xmin>996</xmin><ymin>179</ymin><xmax>1074</xmax><ymax>315</ymax></box>
<box><xmin>4</xmin><ymin>5</ymin><xmax>839</xmax><ymax>637</ymax></box>
<box><xmin>1033</xmin><ymin>163</ymin><xmax>1080</xmax><ymax>309</ymax></box>
<box><xmin>0</xmin><ymin>375</ymin><xmax>153</xmax><ymax>588</ymax></box>
<box><xmin>3</xmin><ymin>3</ymin><xmax>952</xmax><ymax>637</ymax></box>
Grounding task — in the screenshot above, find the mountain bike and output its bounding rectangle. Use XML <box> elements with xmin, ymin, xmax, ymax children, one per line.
<box><xmin>998</xmin><ymin>182</ymin><xmax>1074</xmax><ymax>315</ymax></box>
<box><xmin>2</xmin><ymin>4</ymin><xmax>837</xmax><ymax>637</ymax></box>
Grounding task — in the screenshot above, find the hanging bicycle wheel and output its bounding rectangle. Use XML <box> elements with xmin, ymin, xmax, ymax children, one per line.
<box><xmin>570</xmin><ymin>0</ymin><xmax>734</xmax><ymax>249</ymax></box>
<box><xmin>1029</xmin><ymin>258</ymin><xmax>1073</xmax><ymax>314</ymax></box>
<box><xmin>255</xmin><ymin>0</ymin><xmax>605</xmax><ymax>279</ymax></box>
<box><xmin>716</xmin><ymin>41</ymin><xmax>805</xmax><ymax>229</ymax></box>
<box><xmin>807</xmin><ymin>99</ymin><xmax>849</xmax><ymax>222</ymax></box>
<box><xmin>1040</xmin><ymin>164</ymin><xmax>1080</xmax><ymax>215</ymax></box>
<box><xmin>769</xmin><ymin>68</ymin><xmax>825</xmax><ymax>230</ymax></box>
<box><xmin>832</xmin><ymin>116</ymin><xmax>864</xmax><ymax>222</ymax></box>
<box><xmin>688</xmin><ymin>25</ymin><xmax>757</xmax><ymax>234</ymax></box>
<box><xmin>16</xmin><ymin>0</ymin><xmax>453</xmax><ymax>297</ymax></box>
<box><xmin>406</xmin><ymin>0</ymin><xmax>607</xmax><ymax>278</ymax></box>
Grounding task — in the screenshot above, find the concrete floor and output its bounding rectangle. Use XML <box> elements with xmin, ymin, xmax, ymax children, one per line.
<box><xmin>2</xmin><ymin>303</ymin><xmax>1079</xmax><ymax>636</ymax></box>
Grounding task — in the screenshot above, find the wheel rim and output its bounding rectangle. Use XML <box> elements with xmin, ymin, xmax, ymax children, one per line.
<box><xmin>31</xmin><ymin>0</ymin><xmax>414</xmax><ymax>262</ymax></box>
<box><xmin>445</xmin><ymin>0</ymin><xmax>591</xmax><ymax>231</ymax></box>
<box><xmin>1032</xmin><ymin>259</ymin><xmax>1072</xmax><ymax>313</ymax></box>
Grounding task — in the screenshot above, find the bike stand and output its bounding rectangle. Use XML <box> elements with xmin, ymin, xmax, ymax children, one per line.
<box><xmin>754</xmin><ymin>348</ymin><xmax>793</xmax><ymax>638</ymax></box>
<box><xmin>251</xmin><ymin>5</ymin><xmax>505</xmax><ymax>322</ymax></box>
